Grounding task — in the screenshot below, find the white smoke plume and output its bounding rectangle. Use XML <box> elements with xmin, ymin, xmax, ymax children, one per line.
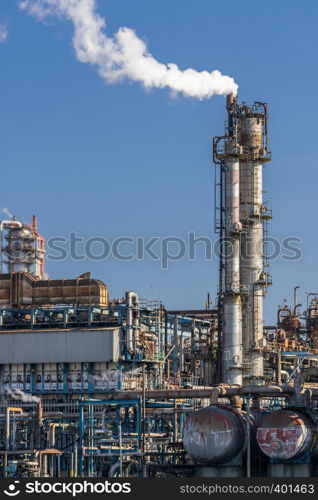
<box><xmin>19</xmin><ymin>0</ymin><xmax>238</xmax><ymax>100</ymax></box>
<box><xmin>0</xmin><ymin>24</ymin><xmax>8</xmax><ymax>43</ymax></box>
<box><xmin>2</xmin><ymin>207</ymin><xmax>13</xmax><ymax>218</ymax></box>
<box><xmin>125</xmin><ymin>367</ymin><xmax>143</xmax><ymax>377</ymax></box>
<box><xmin>91</xmin><ymin>370</ymin><xmax>117</xmax><ymax>384</ymax></box>
<box><xmin>91</xmin><ymin>367</ymin><xmax>142</xmax><ymax>385</ymax></box>
<box><xmin>4</xmin><ymin>386</ymin><xmax>41</xmax><ymax>403</ymax></box>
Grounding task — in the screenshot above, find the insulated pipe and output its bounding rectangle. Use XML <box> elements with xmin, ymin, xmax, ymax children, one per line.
<box><xmin>108</xmin><ymin>461</ymin><xmax>121</xmax><ymax>477</ymax></box>
<box><xmin>5</xmin><ymin>407</ymin><xmax>23</xmax><ymax>449</ymax></box>
<box><xmin>99</xmin><ymin>385</ymin><xmax>294</xmax><ymax>400</ymax></box>
<box><xmin>48</xmin><ymin>423</ymin><xmax>59</xmax><ymax>447</ymax></box>
<box><xmin>237</xmin><ymin>385</ymin><xmax>293</xmax><ymax>396</ymax></box>
<box><xmin>4</xmin><ymin>407</ymin><xmax>23</xmax><ymax>477</ymax></box>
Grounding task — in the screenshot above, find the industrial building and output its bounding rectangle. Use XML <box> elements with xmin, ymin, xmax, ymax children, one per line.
<box><xmin>1</xmin><ymin>97</ymin><xmax>318</xmax><ymax>478</ymax></box>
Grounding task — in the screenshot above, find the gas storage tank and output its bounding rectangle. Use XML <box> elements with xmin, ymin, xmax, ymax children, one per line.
<box><xmin>183</xmin><ymin>406</ymin><xmax>247</xmax><ymax>464</ymax></box>
<box><xmin>257</xmin><ymin>410</ymin><xmax>318</xmax><ymax>460</ymax></box>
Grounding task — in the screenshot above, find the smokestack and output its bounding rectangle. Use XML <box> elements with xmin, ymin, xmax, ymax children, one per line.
<box><xmin>33</xmin><ymin>215</ymin><xmax>37</xmax><ymax>232</ymax></box>
<box><xmin>226</xmin><ymin>93</ymin><xmax>235</xmax><ymax>110</ymax></box>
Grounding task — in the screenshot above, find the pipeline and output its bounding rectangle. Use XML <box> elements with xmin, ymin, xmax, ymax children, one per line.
<box><xmin>99</xmin><ymin>385</ymin><xmax>295</xmax><ymax>400</ymax></box>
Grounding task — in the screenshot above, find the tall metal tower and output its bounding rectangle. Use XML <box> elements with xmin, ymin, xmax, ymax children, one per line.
<box><xmin>214</xmin><ymin>95</ymin><xmax>271</xmax><ymax>385</ymax></box>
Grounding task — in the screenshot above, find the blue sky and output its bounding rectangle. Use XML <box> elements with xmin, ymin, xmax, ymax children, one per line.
<box><xmin>0</xmin><ymin>0</ymin><xmax>317</xmax><ymax>322</ymax></box>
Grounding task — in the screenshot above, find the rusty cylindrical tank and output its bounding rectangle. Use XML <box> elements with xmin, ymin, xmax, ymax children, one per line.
<box><xmin>257</xmin><ymin>410</ymin><xmax>318</xmax><ymax>460</ymax></box>
<box><xmin>183</xmin><ymin>406</ymin><xmax>248</xmax><ymax>464</ymax></box>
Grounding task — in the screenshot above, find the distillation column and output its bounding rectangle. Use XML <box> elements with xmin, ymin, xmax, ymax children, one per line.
<box><xmin>238</xmin><ymin>105</ymin><xmax>271</xmax><ymax>384</ymax></box>
<box><xmin>216</xmin><ymin>96</ymin><xmax>243</xmax><ymax>385</ymax></box>
<box><xmin>214</xmin><ymin>97</ymin><xmax>271</xmax><ymax>385</ymax></box>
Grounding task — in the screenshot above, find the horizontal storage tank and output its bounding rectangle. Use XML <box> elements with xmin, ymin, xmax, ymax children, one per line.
<box><xmin>183</xmin><ymin>406</ymin><xmax>247</xmax><ymax>464</ymax></box>
<box><xmin>257</xmin><ymin>410</ymin><xmax>318</xmax><ymax>460</ymax></box>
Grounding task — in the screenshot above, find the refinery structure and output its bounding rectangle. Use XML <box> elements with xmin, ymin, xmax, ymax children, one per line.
<box><xmin>1</xmin><ymin>97</ymin><xmax>318</xmax><ymax>479</ymax></box>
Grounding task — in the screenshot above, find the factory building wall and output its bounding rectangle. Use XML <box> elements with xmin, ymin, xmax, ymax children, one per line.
<box><xmin>0</xmin><ymin>361</ymin><xmax>119</xmax><ymax>393</ymax></box>
<box><xmin>0</xmin><ymin>327</ymin><xmax>120</xmax><ymax>364</ymax></box>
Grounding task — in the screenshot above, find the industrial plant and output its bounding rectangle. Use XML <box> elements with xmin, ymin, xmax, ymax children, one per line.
<box><xmin>1</xmin><ymin>96</ymin><xmax>318</xmax><ymax>479</ymax></box>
